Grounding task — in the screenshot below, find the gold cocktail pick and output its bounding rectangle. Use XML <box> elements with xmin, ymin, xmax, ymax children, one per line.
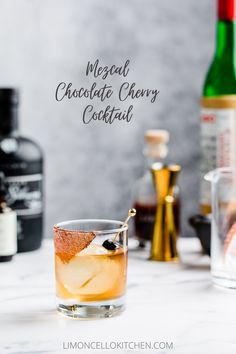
<box><xmin>113</xmin><ymin>208</ymin><xmax>136</xmax><ymax>242</ymax></box>
<box><xmin>102</xmin><ymin>208</ymin><xmax>136</xmax><ymax>250</ymax></box>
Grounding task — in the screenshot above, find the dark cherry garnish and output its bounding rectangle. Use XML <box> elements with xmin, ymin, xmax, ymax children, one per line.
<box><xmin>102</xmin><ymin>210</ymin><xmax>136</xmax><ymax>251</ymax></box>
<box><xmin>102</xmin><ymin>239</ymin><xmax>119</xmax><ymax>250</ymax></box>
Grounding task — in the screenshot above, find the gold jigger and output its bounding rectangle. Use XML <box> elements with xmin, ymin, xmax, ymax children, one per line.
<box><xmin>150</xmin><ymin>163</ymin><xmax>181</xmax><ymax>262</ymax></box>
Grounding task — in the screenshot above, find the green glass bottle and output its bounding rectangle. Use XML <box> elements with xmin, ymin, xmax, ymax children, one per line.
<box><xmin>200</xmin><ymin>0</ymin><xmax>236</xmax><ymax>214</ymax></box>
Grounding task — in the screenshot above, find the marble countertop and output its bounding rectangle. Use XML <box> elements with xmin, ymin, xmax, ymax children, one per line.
<box><xmin>0</xmin><ymin>238</ymin><xmax>236</xmax><ymax>354</ymax></box>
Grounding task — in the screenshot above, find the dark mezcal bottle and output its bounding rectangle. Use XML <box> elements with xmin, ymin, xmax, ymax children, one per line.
<box><xmin>0</xmin><ymin>88</ymin><xmax>43</xmax><ymax>252</ymax></box>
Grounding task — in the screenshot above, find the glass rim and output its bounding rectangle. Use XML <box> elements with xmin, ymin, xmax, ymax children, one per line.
<box><xmin>205</xmin><ymin>167</ymin><xmax>236</xmax><ymax>181</ymax></box>
<box><xmin>53</xmin><ymin>219</ymin><xmax>128</xmax><ymax>235</ymax></box>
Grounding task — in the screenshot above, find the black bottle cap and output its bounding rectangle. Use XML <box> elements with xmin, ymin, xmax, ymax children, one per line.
<box><xmin>0</xmin><ymin>88</ymin><xmax>19</xmax><ymax>107</ymax></box>
<box><xmin>0</xmin><ymin>172</ymin><xmax>7</xmax><ymax>197</ymax></box>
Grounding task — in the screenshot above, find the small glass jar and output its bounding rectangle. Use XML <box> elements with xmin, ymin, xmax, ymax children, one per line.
<box><xmin>205</xmin><ymin>168</ymin><xmax>236</xmax><ymax>288</ymax></box>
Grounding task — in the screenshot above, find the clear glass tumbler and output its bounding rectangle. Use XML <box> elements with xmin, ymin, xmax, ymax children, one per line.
<box><xmin>53</xmin><ymin>219</ymin><xmax>128</xmax><ymax>318</ymax></box>
<box><xmin>205</xmin><ymin>167</ymin><xmax>236</xmax><ymax>288</ymax></box>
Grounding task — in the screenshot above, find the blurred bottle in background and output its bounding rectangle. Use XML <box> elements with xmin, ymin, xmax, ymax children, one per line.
<box><xmin>0</xmin><ymin>172</ymin><xmax>17</xmax><ymax>262</ymax></box>
<box><xmin>0</xmin><ymin>88</ymin><xmax>43</xmax><ymax>252</ymax></box>
<box><xmin>200</xmin><ymin>0</ymin><xmax>236</xmax><ymax>214</ymax></box>
<box><xmin>133</xmin><ymin>130</ymin><xmax>180</xmax><ymax>247</ymax></box>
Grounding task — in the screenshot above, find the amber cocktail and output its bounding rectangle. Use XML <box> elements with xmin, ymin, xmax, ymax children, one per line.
<box><xmin>54</xmin><ymin>220</ymin><xmax>128</xmax><ymax>318</ymax></box>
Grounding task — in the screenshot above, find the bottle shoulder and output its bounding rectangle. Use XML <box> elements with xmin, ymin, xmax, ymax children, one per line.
<box><xmin>135</xmin><ymin>171</ymin><xmax>153</xmax><ymax>184</ymax></box>
<box><xmin>19</xmin><ymin>136</ymin><xmax>43</xmax><ymax>157</ymax></box>
<box><xmin>203</xmin><ymin>56</ymin><xmax>236</xmax><ymax>96</ymax></box>
<box><xmin>0</xmin><ymin>135</ymin><xmax>43</xmax><ymax>160</ymax></box>
<box><xmin>133</xmin><ymin>171</ymin><xmax>156</xmax><ymax>204</ymax></box>
<box><xmin>0</xmin><ymin>135</ymin><xmax>43</xmax><ymax>175</ymax></box>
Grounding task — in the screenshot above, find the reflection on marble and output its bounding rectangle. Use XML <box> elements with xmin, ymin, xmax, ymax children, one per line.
<box><xmin>0</xmin><ymin>238</ymin><xmax>236</xmax><ymax>354</ymax></box>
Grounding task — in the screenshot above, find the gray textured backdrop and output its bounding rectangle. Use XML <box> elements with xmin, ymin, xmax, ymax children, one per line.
<box><xmin>0</xmin><ymin>0</ymin><xmax>215</xmax><ymax>236</ymax></box>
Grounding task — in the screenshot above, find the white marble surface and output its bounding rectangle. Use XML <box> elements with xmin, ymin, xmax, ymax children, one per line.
<box><xmin>0</xmin><ymin>238</ymin><xmax>236</xmax><ymax>354</ymax></box>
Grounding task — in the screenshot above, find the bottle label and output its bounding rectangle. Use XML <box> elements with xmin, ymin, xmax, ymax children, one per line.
<box><xmin>0</xmin><ymin>211</ymin><xmax>17</xmax><ymax>255</ymax></box>
<box><xmin>4</xmin><ymin>174</ymin><xmax>43</xmax><ymax>216</ymax></box>
<box><xmin>200</xmin><ymin>96</ymin><xmax>236</xmax><ymax>208</ymax></box>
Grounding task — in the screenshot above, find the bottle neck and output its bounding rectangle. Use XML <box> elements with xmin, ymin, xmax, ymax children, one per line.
<box><xmin>144</xmin><ymin>155</ymin><xmax>164</xmax><ymax>173</ymax></box>
<box><xmin>143</xmin><ymin>142</ymin><xmax>168</xmax><ymax>170</ymax></box>
<box><xmin>215</xmin><ymin>20</ymin><xmax>236</xmax><ymax>59</ymax></box>
<box><xmin>0</xmin><ymin>106</ymin><xmax>18</xmax><ymax>136</ymax></box>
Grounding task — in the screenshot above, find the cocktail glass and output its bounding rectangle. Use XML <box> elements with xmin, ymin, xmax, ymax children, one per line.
<box><xmin>54</xmin><ymin>219</ymin><xmax>128</xmax><ymax>318</ymax></box>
